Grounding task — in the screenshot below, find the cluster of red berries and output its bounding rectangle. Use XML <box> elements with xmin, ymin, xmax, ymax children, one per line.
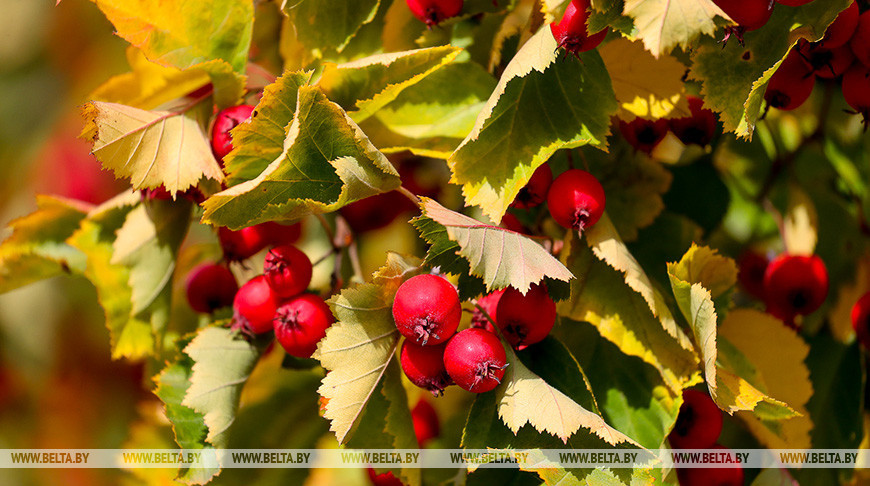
<box><xmin>738</xmin><ymin>252</ymin><xmax>829</xmax><ymax>328</ymax></box>
<box><xmin>618</xmin><ymin>96</ymin><xmax>719</xmax><ymax>155</ymax></box>
<box><xmin>668</xmin><ymin>390</ymin><xmax>743</xmax><ymax>486</ymax></box>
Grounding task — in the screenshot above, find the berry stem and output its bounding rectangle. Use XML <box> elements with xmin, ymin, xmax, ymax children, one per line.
<box><xmin>397</xmin><ymin>185</ymin><xmax>422</xmax><ymax>206</ymax></box>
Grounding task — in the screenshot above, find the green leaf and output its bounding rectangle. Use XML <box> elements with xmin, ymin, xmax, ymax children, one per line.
<box><xmin>0</xmin><ymin>196</ymin><xmax>90</xmax><ymax>294</ymax></box>
<box><xmin>315</xmin><ymin>253</ymin><xmax>422</xmax><ymax>444</ymax></box>
<box><xmin>449</xmin><ymin>27</ymin><xmax>617</xmax><ymax>223</ymax></box>
<box><xmin>318</xmin><ymin>46</ymin><xmax>462</xmax><ymax>123</ymax></box>
<box><xmin>622</xmin><ymin>0</ymin><xmax>727</xmax><ymax>58</ymax></box>
<box><xmin>412</xmin><ymin>198</ymin><xmax>573</xmax><ymax>299</ymax></box>
<box><xmin>516</xmin><ymin>337</ymin><xmax>600</xmax><ymax>415</ymax></box>
<box><xmin>223</xmin><ymin>71</ymin><xmax>313</xmax><ymax>184</ymax></box>
<box><xmin>181</xmin><ymin>326</ymin><xmax>261</xmax><ymax>448</ymax></box>
<box><xmin>201</xmin><ymin>86</ymin><xmax>401</xmax><ymax>229</ymax></box>
<box><xmin>285</xmin><ymin>0</ymin><xmax>380</xmax><ymax>53</ymax></box>
<box><xmin>80</xmin><ymin>101</ymin><xmax>224</xmax><ymax>193</ymax></box>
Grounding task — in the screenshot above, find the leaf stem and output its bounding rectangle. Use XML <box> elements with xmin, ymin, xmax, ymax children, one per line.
<box><xmin>397</xmin><ymin>185</ymin><xmax>421</xmax><ymax>206</ymax></box>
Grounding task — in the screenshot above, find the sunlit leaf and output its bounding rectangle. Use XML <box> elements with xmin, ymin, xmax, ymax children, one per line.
<box><xmin>622</xmin><ymin>0</ymin><xmax>727</xmax><ymax>57</ymax></box>
<box><xmin>285</xmin><ymin>0</ymin><xmax>381</xmax><ymax>53</ymax></box>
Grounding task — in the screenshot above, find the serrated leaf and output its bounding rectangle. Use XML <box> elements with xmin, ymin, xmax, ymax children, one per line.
<box><xmin>181</xmin><ymin>326</ymin><xmax>260</xmax><ymax>448</ymax></box>
<box><xmin>285</xmin><ymin>0</ymin><xmax>380</xmax><ymax>53</ymax></box>
<box><xmin>690</xmin><ymin>0</ymin><xmax>850</xmax><ymax>138</ymax></box>
<box><xmin>497</xmin><ymin>335</ymin><xmax>636</xmax><ymax>445</ymax></box>
<box><xmin>201</xmin><ymin>86</ymin><xmax>401</xmax><ymax>230</ymax></box>
<box><xmin>0</xmin><ymin>196</ymin><xmax>90</xmax><ymax>294</ymax></box>
<box><xmin>80</xmin><ymin>101</ymin><xmax>224</xmax><ymax>193</ymax></box>
<box><xmin>223</xmin><ymin>71</ymin><xmax>313</xmax><ymax>184</ymax></box>
<box><xmin>783</xmin><ymin>185</ymin><xmax>818</xmax><ymax>257</ymax></box>
<box><xmin>559</xmin><ymin>237</ymin><xmax>700</xmax><ymax>392</ymax></box>
<box><xmin>622</xmin><ymin>0</ymin><xmax>727</xmax><ymax>57</ymax></box>
<box><xmin>667</xmin><ymin>244</ymin><xmax>738</xmax><ymax>299</ymax></box>
<box><xmin>315</xmin><ymin>254</ymin><xmax>422</xmax><ymax>444</ymax></box>
<box><xmin>598</xmin><ymin>38</ymin><xmax>689</xmax><ymax>121</ymax></box>
<box><xmin>587</xmin><ymin>214</ymin><xmax>695</xmax><ymax>353</ymax></box>
<box><xmin>449</xmin><ymin>27</ymin><xmax>617</xmax><ymax>223</ymax></box>
<box><xmin>90</xmin><ymin>47</ymin><xmax>212</xmax><ymax>110</ymax></box>
<box><xmin>153</xmin><ymin>350</ymin><xmax>220</xmax><ymax>485</ymax></box>
<box><xmin>721</xmin><ymin>309</ymin><xmax>813</xmax><ymax>448</ymax></box>
<box><xmin>112</xmin><ymin>201</ymin><xmax>191</xmax><ymax>313</ymax></box>
<box><xmin>413</xmin><ymin>198</ymin><xmax>573</xmax><ymax>297</ymax></box>
<box><xmin>318</xmin><ymin>46</ymin><xmax>462</xmax><ymax>123</ymax></box>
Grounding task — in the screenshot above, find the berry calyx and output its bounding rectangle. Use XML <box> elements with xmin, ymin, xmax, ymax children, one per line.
<box><xmin>842</xmin><ymin>63</ymin><xmax>870</xmax><ymax>129</ymax></box>
<box><xmin>764</xmin><ymin>48</ymin><xmax>815</xmax><ymax>111</ymax></box>
<box><xmin>737</xmin><ymin>250</ymin><xmax>769</xmax><ymax>300</ymax></box>
<box><xmin>546</xmin><ymin>168</ymin><xmax>606</xmax><ymax>233</ymax></box>
<box><xmin>495</xmin><ymin>283</ymin><xmax>556</xmax><ymax>348</ymax></box>
<box><xmin>185</xmin><ymin>263</ymin><xmax>238</xmax><ymax>314</ymax></box>
<box><xmin>405</xmin><ymin>0</ymin><xmax>463</xmax><ymax>27</ymax></box>
<box><xmin>668</xmin><ymin>96</ymin><xmax>718</xmax><ymax>147</ymax></box>
<box><xmin>619</xmin><ymin>117</ymin><xmax>669</xmax><ymax>154</ymax></box>
<box><xmin>273</xmin><ymin>293</ymin><xmax>335</xmax><ymax>358</ymax></box>
<box><xmin>411</xmin><ymin>398</ymin><xmax>441</xmax><ymax>447</ymax></box>
<box><xmin>392</xmin><ymin>274</ymin><xmax>461</xmax><ymax>346</ymax></box>
<box><xmin>668</xmin><ymin>389</ymin><xmax>723</xmax><ymax>449</ymax></box>
<box><xmin>264</xmin><ymin>245</ymin><xmax>313</xmax><ymax>299</ymax></box>
<box><xmin>850</xmin><ymin>11</ymin><xmax>870</xmax><ymax>67</ymax></box>
<box><xmin>851</xmin><ymin>292</ymin><xmax>870</xmax><ymax>349</ymax></box>
<box><xmin>233</xmin><ymin>275</ymin><xmax>279</xmax><ymax>334</ymax></box>
<box><xmin>550</xmin><ymin>0</ymin><xmax>608</xmax><ymax>56</ymax></box>
<box><xmin>471</xmin><ymin>289</ymin><xmax>505</xmax><ymax>332</ymax></box>
<box><xmin>677</xmin><ymin>445</ymin><xmax>744</xmax><ymax>486</ymax></box>
<box><xmin>400</xmin><ymin>340</ymin><xmax>452</xmax><ymax>396</ymax></box>
<box><xmin>444</xmin><ymin>328</ymin><xmax>508</xmax><ymax>393</ymax></box>
<box><xmin>511</xmin><ymin>164</ymin><xmax>553</xmax><ymax>209</ymax></box>
<box><xmin>211</xmin><ymin>104</ymin><xmax>255</xmax><ymax>162</ymax></box>
<box><xmin>796</xmin><ymin>40</ymin><xmax>855</xmax><ymax>79</ymax></box>
<box><xmin>821</xmin><ymin>0</ymin><xmax>858</xmax><ymax>49</ymax></box>
<box><xmin>763</xmin><ymin>254</ymin><xmax>829</xmax><ymax>326</ymax></box>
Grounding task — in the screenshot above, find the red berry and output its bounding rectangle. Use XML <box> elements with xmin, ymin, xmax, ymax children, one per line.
<box><xmin>273</xmin><ymin>293</ymin><xmax>334</xmax><ymax>358</ymax></box>
<box><xmin>546</xmin><ymin>169</ymin><xmax>606</xmax><ymax>233</ymax></box>
<box><xmin>668</xmin><ymin>389</ymin><xmax>723</xmax><ymax>449</ymax></box>
<box><xmin>411</xmin><ymin>398</ymin><xmax>441</xmax><ymax>447</ymax></box>
<box><xmin>500</xmin><ymin>213</ymin><xmax>529</xmax><ymax>234</ymax></box>
<box><xmin>405</xmin><ymin>0</ymin><xmax>463</xmax><ymax>27</ymax></box>
<box><xmin>677</xmin><ymin>446</ymin><xmax>744</xmax><ymax>486</ymax></box>
<box><xmin>821</xmin><ymin>0</ymin><xmax>858</xmax><ymax>49</ymax></box>
<box><xmin>211</xmin><ymin>104</ymin><xmax>255</xmax><ymax>162</ymax></box>
<box><xmin>400</xmin><ymin>340</ymin><xmax>452</xmax><ymax>396</ymax></box>
<box><xmin>796</xmin><ymin>40</ymin><xmax>855</xmax><ymax>79</ymax></box>
<box><xmin>367</xmin><ymin>468</ymin><xmax>404</xmax><ymax>486</ymax></box>
<box><xmin>714</xmin><ymin>0</ymin><xmax>774</xmax><ymax>31</ymax></box>
<box><xmin>392</xmin><ymin>274</ymin><xmax>461</xmax><ymax>346</ymax></box>
<box><xmin>340</xmin><ymin>191</ymin><xmax>416</xmax><ymax>234</ymax></box>
<box><xmin>264</xmin><ymin>245</ymin><xmax>313</xmax><ymax>298</ymax></box>
<box><xmin>444</xmin><ymin>328</ymin><xmax>507</xmax><ymax>393</ymax></box>
<box><xmin>774</xmin><ymin>0</ymin><xmax>814</xmax><ymax>6</ymax></box>
<box><xmin>764</xmin><ymin>49</ymin><xmax>815</xmax><ymax>111</ymax></box>
<box><xmin>550</xmin><ymin>0</ymin><xmax>608</xmax><ymax>56</ymax></box>
<box><xmin>763</xmin><ymin>254</ymin><xmax>829</xmax><ymax>325</ymax></box>
<box><xmin>851</xmin><ymin>11</ymin><xmax>870</xmax><ymax>67</ymax></box>
<box><xmin>511</xmin><ymin>164</ymin><xmax>553</xmax><ymax>209</ymax></box>
<box><xmin>737</xmin><ymin>250</ymin><xmax>769</xmax><ymax>300</ymax></box>
<box><xmin>218</xmin><ymin>225</ymin><xmax>270</xmax><ymax>261</ymax></box>
<box><xmin>233</xmin><ymin>276</ymin><xmax>279</xmax><ymax>334</ymax></box>
<box><xmin>185</xmin><ymin>263</ymin><xmax>238</xmax><ymax>314</ymax></box>
<box><xmin>668</xmin><ymin>96</ymin><xmax>718</xmax><ymax>147</ymax></box>
<box><xmin>851</xmin><ymin>292</ymin><xmax>870</xmax><ymax>349</ymax></box>
<box><xmin>259</xmin><ymin>221</ymin><xmax>302</xmax><ymax>246</ymax></box>
<box><xmin>619</xmin><ymin>117</ymin><xmax>669</xmax><ymax>153</ymax></box>
<box><xmin>495</xmin><ymin>283</ymin><xmax>556</xmax><ymax>348</ymax></box>
<box><xmin>842</xmin><ymin>63</ymin><xmax>870</xmax><ymax>128</ymax></box>
<box><xmin>471</xmin><ymin>289</ymin><xmax>505</xmax><ymax>332</ymax></box>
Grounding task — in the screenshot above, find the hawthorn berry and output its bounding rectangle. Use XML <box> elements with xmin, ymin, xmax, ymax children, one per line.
<box><xmin>411</xmin><ymin>398</ymin><xmax>441</xmax><ymax>447</ymax></box>
<box><xmin>511</xmin><ymin>164</ymin><xmax>553</xmax><ymax>209</ymax></box>
<box><xmin>851</xmin><ymin>292</ymin><xmax>870</xmax><ymax>349</ymax></box>
<box><xmin>668</xmin><ymin>96</ymin><xmax>718</xmax><ymax>147</ymax></box>
<box><xmin>619</xmin><ymin>117</ymin><xmax>669</xmax><ymax>154</ymax></box>
<box><xmin>550</xmin><ymin>0</ymin><xmax>608</xmax><ymax>56</ymax></box>
<box><xmin>218</xmin><ymin>225</ymin><xmax>270</xmax><ymax>261</ymax></box>
<box><xmin>367</xmin><ymin>468</ymin><xmax>404</xmax><ymax>486</ymax></box>
<box><xmin>444</xmin><ymin>328</ymin><xmax>507</xmax><ymax>393</ymax></box>
<box><xmin>677</xmin><ymin>446</ymin><xmax>744</xmax><ymax>486</ymax></box>
<box><xmin>850</xmin><ymin>11</ymin><xmax>870</xmax><ymax>67</ymax></box>
<box><xmin>500</xmin><ymin>213</ymin><xmax>529</xmax><ymax>234</ymax></box>
<box><xmin>273</xmin><ymin>293</ymin><xmax>335</xmax><ymax>358</ymax></box>
<box><xmin>471</xmin><ymin>289</ymin><xmax>505</xmax><ymax>332</ymax></box>
<box><xmin>264</xmin><ymin>245</ymin><xmax>312</xmax><ymax>299</ymax></box>
<box><xmin>400</xmin><ymin>340</ymin><xmax>452</xmax><ymax>396</ymax></box>
<box><xmin>392</xmin><ymin>274</ymin><xmax>461</xmax><ymax>345</ymax></box>
<box><xmin>713</xmin><ymin>0</ymin><xmax>775</xmax><ymax>43</ymax></box>
<box><xmin>821</xmin><ymin>0</ymin><xmax>858</xmax><ymax>49</ymax></box>
<box><xmin>842</xmin><ymin>63</ymin><xmax>870</xmax><ymax>129</ymax></box>
<box><xmin>495</xmin><ymin>283</ymin><xmax>556</xmax><ymax>348</ymax></box>
<box><xmin>797</xmin><ymin>40</ymin><xmax>855</xmax><ymax>79</ymax></box>
<box><xmin>764</xmin><ymin>49</ymin><xmax>815</xmax><ymax>111</ymax></box>
<box><xmin>259</xmin><ymin>221</ymin><xmax>302</xmax><ymax>246</ymax></box>
<box><xmin>233</xmin><ymin>275</ymin><xmax>279</xmax><ymax>334</ymax></box>
<box><xmin>668</xmin><ymin>389</ymin><xmax>723</xmax><ymax>449</ymax></box>
<box><xmin>211</xmin><ymin>104</ymin><xmax>254</xmax><ymax>162</ymax></box>
<box><xmin>546</xmin><ymin>168</ymin><xmax>606</xmax><ymax>233</ymax></box>
<box><xmin>405</xmin><ymin>0</ymin><xmax>463</xmax><ymax>27</ymax></box>
<box><xmin>737</xmin><ymin>250</ymin><xmax>769</xmax><ymax>300</ymax></box>
<box><xmin>185</xmin><ymin>263</ymin><xmax>238</xmax><ymax>314</ymax></box>
<box><xmin>763</xmin><ymin>254</ymin><xmax>829</xmax><ymax>325</ymax></box>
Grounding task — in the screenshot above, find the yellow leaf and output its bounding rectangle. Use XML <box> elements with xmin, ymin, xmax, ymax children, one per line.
<box><xmin>783</xmin><ymin>185</ymin><xmax>818</xmax><ymax>257</ymax></box>
<box><xmin>623</xmin><ymin>0</ymin><xmax>728</xmax><ymax>57</ymax></box>
<box><xmin>599</xmin><ymin>38</ymin><xmax>689</xmax><ymax>121</ymax></box>
<box><xmin>720</xmin><ymin>309</ymin><xmax>813</xmax><ymax>448</ymax></box>
<box><xmin>828</xmin><ymin>253</ymin><xmax>870</xmax><ymax>342</ymax></box>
